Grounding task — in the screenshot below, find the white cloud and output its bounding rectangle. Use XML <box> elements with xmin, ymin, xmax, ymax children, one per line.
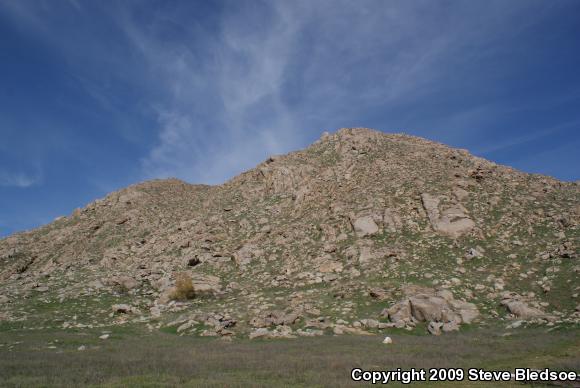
<box><xmin>0</xmin><ymin>170</ymin><xmax>41</xmax><ymax>188</ymax></box>
<box><xmin>4</xmin><ymin>1</ymin><xmax>561</xmax><ymax>185</ymax></box>
<box><xmin>121</xmin><ymin>2</ymin><xmax>304</xmax><ymax>184</ymax></box>
<box><xmin>472</xmin><ymin>119</ymin><xmax>580</xmax><ymax>156</ymax></box>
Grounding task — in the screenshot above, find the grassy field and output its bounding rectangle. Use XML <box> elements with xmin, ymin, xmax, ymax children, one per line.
<box><xmin>0</xmin><ymin>325</ymin><xmax>578</xmax><ymax>387</ymax></box>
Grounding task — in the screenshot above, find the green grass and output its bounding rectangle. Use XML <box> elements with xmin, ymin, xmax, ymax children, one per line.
<box><xmin>0</xmin><ymin>325</ymin><xmax>578</xmax><ymax>387</ymax></box>
<box><xmin>2</xmin><ymin>292</ymin><xmax>139</xmax><ymax>332</ymax></box>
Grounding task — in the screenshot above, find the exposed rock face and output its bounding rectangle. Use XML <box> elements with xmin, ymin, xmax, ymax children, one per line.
<box><xmin>249</xmin><ymin>310</ymin><xmax>301</xmax><ymax>328</ymax></box>
<box><xmin>383</xmin><ymin>209</ymin><xmax>402</xmax><ymax>233</ymax></box>
<box><xmin>112</xmin><ymin>304</ymin><xmax>140</xmax><ymax>314</ymax></box>
<box><xmin>421</xmin><ymin>193</ymin><xmax>475</xmax><ymax>238</ymax></box>
<box><xmin>333</xmin><ymin>325</ymin><xmax>373</xmax><ymax>336</ymax></box>
<box><xmin>369</xmin><ymin>288</ymin><xmax>389</xmax><ymax>301</ymax></box>
<box><xmin>233</xmin><ymin>243</ymin><xmax>262</xmax><ymax>267</ymax></box>
<box><xmin>106</xmin><ymin>276</ymin><xmax>139</xmax><ymax>291</ymax></box>
<box><xmin>351</xmin><ymin>216</ymin><xmax>379</xmax><ymax>237</ymax></box>
<box><xmin>317</xmin><ymin>257</ymin><xmax>344</xmax><ymax>273</ymax></box>
<box><xmin>500</xmin><ymin>292</ymin><xmax>554</xmax><ymax>321</ymax></box>
<box><xmin>191</xmin><ymin>274</ymin><xmax>222</xmax><ymax>295</ymax></box>
<box><xmin>502</xmin><ymin>299</ymin><xmax>545</xmax><ymax>319</ymax></box>
<box><xmin>0</xmin><ymin>127</ymin><xmax>578</xmax><ymax>339</ymax></box>
<box><xmin>249</xmin><ymin>326</ymin><xmax>296</xmax><ymax>339</ymax></box>
<box><xmin>382</xmin><ymin>286</ymin><xmax>479</xmax><ymax>334</ymax></box>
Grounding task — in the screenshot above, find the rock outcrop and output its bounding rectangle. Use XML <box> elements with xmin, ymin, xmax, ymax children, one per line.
<box><xmin>0</xmin><ymin>127</ymin><xmax>577</xmax><ymax>339</ymax></box>
<box><xmin>382</xmin><ymin>286</ymin><xmax>479</xmax><ymax>334</ymax></box>
<box><xmin>421</xmin><ymin>193</ymin><xmax>475</xmax><ymax>238</ymax></box>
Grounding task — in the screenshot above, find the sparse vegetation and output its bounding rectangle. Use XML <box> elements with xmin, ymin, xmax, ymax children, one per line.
<box><xmin>0</xmin><ymin>326</ymin><xmax>578</xmax><ymax>387</ymax></box>
<box><xmin>0</xmin><ymin>128</ymin><xmax>578</xmax><ymax>386</ymax></box>
<box><xmin>170</xmin><ymin>272</ymin><xmax>196</xmax><ymax>301</ymax></box>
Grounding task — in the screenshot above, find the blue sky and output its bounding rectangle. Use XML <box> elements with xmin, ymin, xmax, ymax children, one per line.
<box><xmin>1</xmin><ymin>0</ymin><xmax>579</xmax><ymax>237</ymax></box>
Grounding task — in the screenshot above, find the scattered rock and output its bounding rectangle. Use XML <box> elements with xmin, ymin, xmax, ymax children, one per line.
<box><xmin>369</xmin><ymin>288</ymin><xmax>389</xmax><ymax>300</ymax></box>
<box><xmin>106</xmin><ymin>276</ymin><xmax>139</xmax><ymax>291</ymax></box>
<box><xmin>333</xmin><ymin>324</ymin><xmax>373</xmax><ymax>336</ymax></box>
<box><xmin>112</xmin><ymin>304</ymin><xmax>140</xmax><ymax>314</ymax></box>
<box><xmin>381</xmin><ymin>285</ymin><xmax>479</xmax><ymax>334</ymax></box>
<box><xmin>427</xmin><ymin>321</ymin><xmax>443</xmax><ymax>335</ymax></box>
<box><xmin>249</xmin><ymin>326</ymin><xmax>296</xmax><ymax>339</ymax></box>
<box><xmin>0</xmin><ymin>127</ymin><xmax>577</xmax><ymax>341</ymax></box>
<box><xmin>351</xmin><ymin>216</ymin><xmax>379</xmax><ymax>237</ymax></box>
<box><xmin>250</xmin><ymin>310</ymin><xmax>301</xmax><ymax>328</ymax></box>
<box><xmin>191</xmin><ymin>274</ymin><xmax>222</xmax><ymax>296</ymax></box>
<box><xmin>421</xmin><ymin>193</ymin><xmax>475</xmax><ymax>238</ymax></box>
<box><xmin>500</xmin><ymin>293</ymin><xmax>554</xmax><ymax>321</ymax></box>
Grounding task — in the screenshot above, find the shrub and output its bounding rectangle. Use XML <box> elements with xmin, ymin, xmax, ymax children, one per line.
<box><xmin>170</xmin><ymin>272</ymin><xmax>196</xmax><ymax>300</ymax></box>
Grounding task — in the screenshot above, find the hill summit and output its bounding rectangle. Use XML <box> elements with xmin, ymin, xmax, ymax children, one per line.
<box><xmin>1</xmin><ymin>128</ymin><xmax>578</xmax><ymax>338</ymax></box>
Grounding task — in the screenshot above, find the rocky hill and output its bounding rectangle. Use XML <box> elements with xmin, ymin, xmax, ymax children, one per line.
<box><xmin>0</xmin><ymin>128</ymin><xmax>578</xmax><ymax>339</ymax></box>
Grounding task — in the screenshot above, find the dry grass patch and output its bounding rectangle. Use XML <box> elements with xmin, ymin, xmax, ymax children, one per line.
<box><xmin>170</xmin><ymin>272</ymin><xmax>196</xmax><ymax>301</ymax></box>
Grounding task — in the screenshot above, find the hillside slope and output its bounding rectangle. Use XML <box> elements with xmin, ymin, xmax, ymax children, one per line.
<box><xmin>0</xmin><ymin>128</ymin><xmax>578</xmax><ymax>337</ymax></box>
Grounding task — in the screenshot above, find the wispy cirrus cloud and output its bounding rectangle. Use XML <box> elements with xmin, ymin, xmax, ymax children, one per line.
<box><xmin>114</xmin><ymin>0</ymin><xmax>561</xmax><ymax>184</ymax></box>
<box><xmin>0</xmin><ymin>0</ymin><xmax>578</xmax><ymax>240</ymax></box>
<box><xmin>117</xmin><ymin>2</ymin><xmax>304</xmax><ymax>184</ymax></box>
<box><xmin>1</xmin><ymin>0</ymin><xmax>577</xmax><ymax>189</ymax></box>
<box><xmin>0</xmin><ymin>170</ymin><xmax>41</xmax><ymax>188</ymax></box>
<box><xmin>472</xmin><ymin>119</ymin><xmax>580</xmax><ymax>156</ymax></box>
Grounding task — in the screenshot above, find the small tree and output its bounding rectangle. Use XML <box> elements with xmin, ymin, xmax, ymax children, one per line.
<box><xmin>170</xmin><ymin>272</ymin><xmax>196</xmax><ymax>300</ymax></box>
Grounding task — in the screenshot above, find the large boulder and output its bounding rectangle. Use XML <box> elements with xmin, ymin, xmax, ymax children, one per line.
<box><xmin>383</xmin><ymin>209</ymin><xmax>402</xmax><ymax>232</ymax></box>
<box><xmin>112</xmin><ymin>304</ymin><xmax>140</xmax><ymax>314</ymax></box>
<box><xmin>500</xmin><ymin>293</ymin><xmax>554</xmax><ymax>321</ymax></box>
<box><xmin>502</xmin><ymin>300</ymin><xmax>544</xmax><ymax>319</ymax></box>
<box><xmin>357</xmin><ymin>246</ymin><xmax>373</xmax><ymax>264</ymax></box>
<box><xmin>106</xmin><ymin>276</ymin><xmax>140</xmax><ymax>291</ymax></box>
<box><xmin>333</xmin><ymin>324</ymin><xmax>374</xmax><ymax>336</ymax></box>
<box><xmin>449</xmin><ymin>300</ymin><xmax>480</xmax><ymax>324</ymax></box>
<box><xmin>191</xmin><ymin>274</ymin><xmax>222</xmax><ymax>296</ymax></box>
<box><xmin>421</xmin><ymin>193</ymin><xmax>475</xmax><ymax>238</ymax></box>
<box><xmin>381</xmin><ymin>285</ymin><xmax>479</xmax><ymax>334</ymax></box>
<box><xmin>384</xmin><ymin>299</ymin><xmax>412</xmax><ymax>324</ymax></box>
<box><xmin>318</xmin><ymin>260</ymin><xmax>343</xmax><ymax>273</ymax></box>
<box><xmin>197</xmin><ymin>312</ymin><xmax>237</xmax><ymax>334</ymax></box>
<box><xmin>351</xmin><ymin>216</ymin><xmax>379</xmax><ymax>237</ymax></box>
<box><xmin>368</xmin><ymin>288</ymin><xmax>389</xmax><ymax>301</ymax></box>
<box><xmin>249</xmin><ymin>328</ymin><xmax>271</xmax><ymax>339</ymax></box>
<box><xmin>250</xmin><ymin>310</ymin><xmax>301</xmax><ymax>328</ymax></box>
<box><xmin>233</xmin><ymin>243</ymin><xmax>263</xmax><ymax>266</ymax></box>
<box><xmin>249</xmin><ymin>326</ymin><xmax>296</xmax><ymax>339</ymax></box>
<box><xmin>409</xmin><ymin>295</ymin><xmax>450</xmax><ymax>322</ymax></box>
